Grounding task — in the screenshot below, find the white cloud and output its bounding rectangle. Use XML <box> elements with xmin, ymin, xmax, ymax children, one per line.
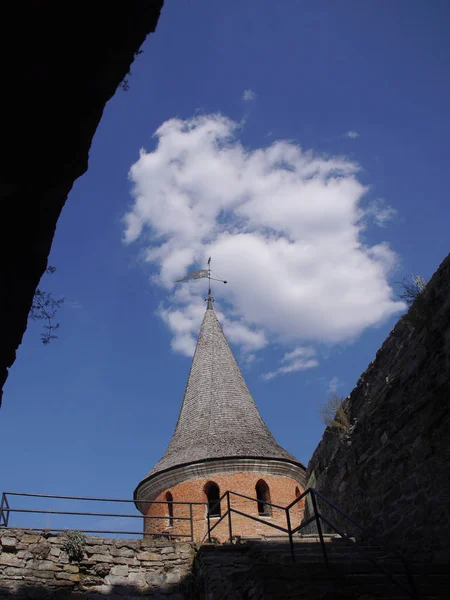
<box><xmin>124</xmin><ymin>113</ymin><xmax>404</xmax><ymax>363</ymax></box>
<box><xmin>365</xmin><ymin>199</ymin><xmax>398</xmax><ymax>228</ymax></box>
<box><xmin>242</xmin><ymin>89</ymin><xmax>256</xmax><ymax>101</ymax></box>
<box><xmin>262</xmin><ymin>347</ymin><xmax>319</xmax><ymax>380</ymax></box>
<box><xmin>327</xmin><ymin>375</ymin><xmax>341</xmax><ymax>395</ymax></box>
<box><xmin>345</xmin><ymin>130</ymin><xmax>360</xmax><ymax>139</ymax></box>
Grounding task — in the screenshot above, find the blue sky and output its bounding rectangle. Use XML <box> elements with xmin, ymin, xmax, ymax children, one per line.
<box><xmin>1</xmin><ymin>1</ymin><xmax>449</xmax><ymax>532</ymax></box>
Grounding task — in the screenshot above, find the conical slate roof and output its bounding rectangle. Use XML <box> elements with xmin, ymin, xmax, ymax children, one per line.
<box><xmin>142</xmin><ymin>302</ymin><xmax>301</xmax><ymax>482</ymax></box>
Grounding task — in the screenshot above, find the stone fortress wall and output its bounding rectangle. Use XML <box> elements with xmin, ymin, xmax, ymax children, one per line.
<box><xmin>0</xmin><ymin>529</ymin><xmax>193</xmax><ymax>598</ymax></box>
<box><xmin>306</xmin><ymin>253</ymin><xmax>450</xmax><ymax>562</ymax></box>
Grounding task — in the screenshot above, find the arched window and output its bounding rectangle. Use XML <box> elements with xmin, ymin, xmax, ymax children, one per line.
<box><xmin>165</xmin><ymin>491</ymin><xmax>174</xmax><ymax>528</ymax></box>
<box><xmin>255</xmin><ymin>479</ymin><xmax>272</xmax><ymax>516</ymax></box>
<box><xmin>204</xmin><ymin>481</ymin><xmax>221</xmax><ymax>517</ymax></box>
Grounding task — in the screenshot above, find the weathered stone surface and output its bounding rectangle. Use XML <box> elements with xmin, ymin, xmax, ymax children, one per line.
<box><xmin>85</xmin><ymin>545</ymin><xmax>106</xmax><ymax>555</ymax></box>
<box><xmin>146</xmin><ymin>572</ymin><xmax>165</xmax><ymax>587</ymax></box>
<box><xmin>112</xmin><ymin>555</ymin><xmax>140</xmax><ymax>566</ymax></box>
<box><xmin>165</xmin><ymin>571</ymin><xmax>182</xmax><ymax>584</ymax></box>
<box><xmin>137</xmin><ymin>551</ymin><xmax>162</xmax><ymax>561</ymax></box>
<box><xmin>88</xmin><ymin>553</ymin><xmax>115</xmax><ymax>563</ymax></box>
<box><xmin>21</xmin><ymin>535</ymin><xmax>40</xmax><ymax>544</ymax></box>
<box><xmin>110</xmin><ymin>546</ymin><xmax>135</xmax><ymax>557</ymax></box>
<box><xmin>128</xmin><ymin>571</ymin><xmax>147</xmax><ymax>587</ymax></box>
<box><xmin>0</xmin><ymin>537</ymin><xmax>17</xmax><ymax>551</ymax></box>
<box><xmin>0</xmin><ymin>529</ymin><xmax>194</xmax><ymax>597</ymax></box>
<box><xmin>105</xmin><ymin>574</ymin><xmax>128</xmax><ymax>586</ymax></box>
<box><xmin>55</xmin><ymin>571</ymin><xmax>79</xmax><ymax>582</ymax></box>
<box><xmin>110</xmin><ymin>564</ymin><xmax>128</xmax><ymax>576</ymax></box>
<box><xmin>89</xmin><ymin>562</ymin><xmax>110</xmax><ymax>577</ymax></box>
<box><xmin>306</xmin><ymin>253</ymin><xmax>450</xmax><ymax>563</ymax></box>
<box><xmin>0</xmin><ymin>554</ymin><xmax>23</xmax><ymax>567</ymax></box>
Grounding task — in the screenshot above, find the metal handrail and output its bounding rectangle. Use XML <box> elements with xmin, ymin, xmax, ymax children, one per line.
<box><xmin>0</xmin><ymin>491</ymin><xmax>207</xmax><ymax>542</ymax></box>
<box><xmin>202</xmin><ymin>488</ymin><xmax>417</xmax><ymax>600</ymax></box>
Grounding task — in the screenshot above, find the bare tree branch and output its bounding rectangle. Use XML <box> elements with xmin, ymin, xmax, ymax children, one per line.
<box><xmin>29</xmin><ymin>266</ymin><xmax>64</xmax><ymax>344</ymax></box>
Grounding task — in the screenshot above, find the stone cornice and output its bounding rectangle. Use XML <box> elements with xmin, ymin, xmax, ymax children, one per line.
<box><xmin>134</xmin><ymin>457</ymin><xmax>306</xmax><ymax>513</ymax></box>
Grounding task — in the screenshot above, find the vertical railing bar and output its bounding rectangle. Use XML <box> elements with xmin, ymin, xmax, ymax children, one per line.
<box><xmin>285</xmin><ymin>506</ymin><xmax>295</xmax><ymax>563</ymax></box>
<box><xmin>189</xmin><ymin>503</ymin><xmax>194</xmax><ymax>542</ymax></box>
<box><xmin>0</xmin><ymin>493</ymin><xmax>5</xmax><ymax>527</ymax></box>
<box><xmin>227</xmin><ymin>492</ymin><xmax>232</xmax><ymax>542</ymax></box>
<box><xmin>311</xmin><ymin>492</ymin><xmax>329</xmax><ymax>569</ymax></box>
<box><xmin>206</xmin><ymin>505</ymin><xmax>211</xmax><ymax>543</ymax></box>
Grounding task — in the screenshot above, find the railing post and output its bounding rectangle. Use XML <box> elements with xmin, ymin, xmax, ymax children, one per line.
<box><xmin>285</xmin><ymin>507</ymin><xmax>295</xmax><ymax>563</ymax></box>
<box><xmin>189</xmin><ymin>503</ymin><xmax>194</xmax><ymax>542</ymax></box>
<box><xmin>0</xmin><ymin>494</ymin><xmax>5</xmax><ymax>527</ymax></box>
<box><xmin>0</xmin><ymin>494</ymin><xmax>9</xmax><ymax>528</ymax></box>
<box><xmin>227</xmin><ymin>492</ymin><xmax>232</xmax><ymax>542</ymax></box>
<box><xmin>206</xmin><ymin>506</ymin><xmax>211</xmax><ymax>543</ymax></box>
<box><xmin>311</xmin><ymin>492</ymin><xmax>328</xmax><ymax>569</ymax></box>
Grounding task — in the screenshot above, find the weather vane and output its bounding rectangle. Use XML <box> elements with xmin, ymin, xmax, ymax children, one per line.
<box><xmin>175</xmin><ymin>257</ymin><xmax>227</xmax><ymax>305</ymax></box>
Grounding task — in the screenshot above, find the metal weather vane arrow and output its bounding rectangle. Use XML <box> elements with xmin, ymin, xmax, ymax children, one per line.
<box><xmin>175</xmin><ymin>257</ymin><xmax>227</xmax><ymax>305</ymax></box>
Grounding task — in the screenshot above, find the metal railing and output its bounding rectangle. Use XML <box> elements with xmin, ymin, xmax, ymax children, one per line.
<box><xmin>0</xmin><ymin>489</ymin><xmax>418</xmax><ymax>598</ymax></box>
<box><xmin>0</xmin><ymin>492</ymin><xmax>206</xmax><ymax>541</ymax></box>
<box><xmin>203</xmin><ymin>487</ymin><xmax>418</xmax><ymax>600</ymax></box>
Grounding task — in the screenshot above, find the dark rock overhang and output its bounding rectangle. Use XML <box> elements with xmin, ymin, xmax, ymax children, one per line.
<box><xmin>0</xmin><ymin>1</ymin><xmax>164</xmax><ymax>406</ymax></box>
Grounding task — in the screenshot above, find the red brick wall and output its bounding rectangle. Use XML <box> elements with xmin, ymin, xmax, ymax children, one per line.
<box><xmin>144</xmin><ymin>472</ymin><xmax>305</xmax><ymax>542</ymax></box>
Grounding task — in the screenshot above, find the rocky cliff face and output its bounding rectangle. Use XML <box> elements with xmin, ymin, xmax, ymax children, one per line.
<box><xmin>0</xmin><ymin>2</ymin><xmax>164</xmax><ymax>406</ymax></box>
<box><xmin>306</xmin><ymin>254</ymin><xmax>450</xmax><ymax>562</ymax></box>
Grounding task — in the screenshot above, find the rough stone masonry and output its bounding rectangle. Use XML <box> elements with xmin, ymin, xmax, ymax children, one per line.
<box><xmin>306</xmin><ymin>253</ymin><xmax>450</xmax><ymax>563</ymax></box>
<box><xmin>0</xmin><ymin>529</ymin><xmax>194</xmax><ymax>598</ymax></box>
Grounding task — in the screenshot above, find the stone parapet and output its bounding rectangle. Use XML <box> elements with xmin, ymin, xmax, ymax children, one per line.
<box><xmin>0</xmin><ymin>529</ymin><xmax>194</xmax><ymax>598</ymax></box>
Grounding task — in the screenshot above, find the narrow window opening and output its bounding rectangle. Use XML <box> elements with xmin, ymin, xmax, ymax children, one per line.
<box><xmin>204</xmin><ymin>481</ymin><xmax>221</xmax><ymax>517</ymax></box>
<box><xmin>256</xmin><ymin>479</ymin><xmax>272</xmax><ymax>516</ymax></box>
<box><xmin>165</xmin><ymin>491</ymin><xmax>174</xmax><ymax>528</ymax></box>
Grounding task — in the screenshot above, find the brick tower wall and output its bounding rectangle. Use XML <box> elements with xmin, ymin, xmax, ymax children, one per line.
<box><xmin>143</xmin><ymin>472</ymin><xmax>305</xmax><ymax>543</ymax></box>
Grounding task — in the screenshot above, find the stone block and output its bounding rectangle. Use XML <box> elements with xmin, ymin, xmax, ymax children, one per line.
<box><xmin>85</xmin><ymin>544</ymin><xmax>107</xmax><ymax>554</ymax></box>
<box><xmin>111</xmin><ymin>564</ymin><xmax>129</xmax><ymax>576</ymax></box>
<box><xmin>0</xmin><ymin>554</ymin><xmax>23</xmax><ymax>567</ymax></box>
<box><xmin>36</xmin><ymin>559</ymin><xmax>61</xmax><ymax>571</ymax></box>
<box><xmin>21</xmin><ymin>534</ymin><xmax>41</xmax><ymax>543</ymax></box>
<box><xmin>112</xmin><ymin>555</ymin><xmax>140</xmax><ymax>566</ymax></box>
<box><xmin>1</xmin><ymin>536</ymin><xmax>17</xmax><ymax>551</ymax></box>
<box><xmin>63</xmin><ymin>563</ymin><xmax>79</xmax><ymax>573</ymax></box>
<box><xmin>110</xmin><ymin>545</ymin><xmax>135</xmax><ymax>557</ymax></box>
<box><xmin>30</xmin><ymin>569</ymin><xmax>56</xmax><ymax>580</ymax></box>
<box><xmin>5</xmin><ymin>566</ymin><xmax>23</xmax><ymax>577</ymax></box>
<box><xmin>105</xmin><ymin>574</ymin><xmax>128</xmax><ymax>586</ymax></box>
<box><xmin>165</xmin><ymin>571</ymin><xmax>182</xmax><ymax>584</ymax></box>
<box><xmin>55</xmin><ymin>571</ymin><xmax>79</xmax><ymax>582</ymax></box>
<box><xmin>137</xmin><ymin>551</ymin><xmax>162</xmax><ymax>561</ymax></box>
<box><xmin>84</xmin><ymin>536</ymin><xmax>104</xmax><ymax>545</ymax></box>
<box><xmin>30</xmin><ymin>541</ymin><xmax>51</xmax><ymax>558</ymax></box>
<box><xmin>146</xmin><ymin>572</ymin><xmax>165</xmax><ymax>587</ymax></box>
<box><xmin>88</xmin><ymin>553</ymin><xmax>114</xmax><ymax>563</ymax></box>
<box><xmin>89</xmin><ymin>563</ymin><xmax>111</xmax><ymax>577</ymax></box>
<box><xmin>128</xmin><ymin>571</ymin><xmax>147</xmax><ymax>587</ymax></box>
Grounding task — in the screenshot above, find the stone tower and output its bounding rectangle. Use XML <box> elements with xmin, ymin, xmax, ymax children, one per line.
<box><xmin>134</xmin><ymin>299</ymin><xmax>306</xmax><ymax>542</ymax></box>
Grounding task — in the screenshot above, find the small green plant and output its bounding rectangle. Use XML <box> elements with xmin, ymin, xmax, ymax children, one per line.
<box><xmin>61</xmin><ymin>530</ymin><xmax>86</xmax><ymax>562</ymax></box>
<box><xmin>320</xmin><ymin>394</ymin><xmax>351</xmax><ymax>439</ymax></box>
